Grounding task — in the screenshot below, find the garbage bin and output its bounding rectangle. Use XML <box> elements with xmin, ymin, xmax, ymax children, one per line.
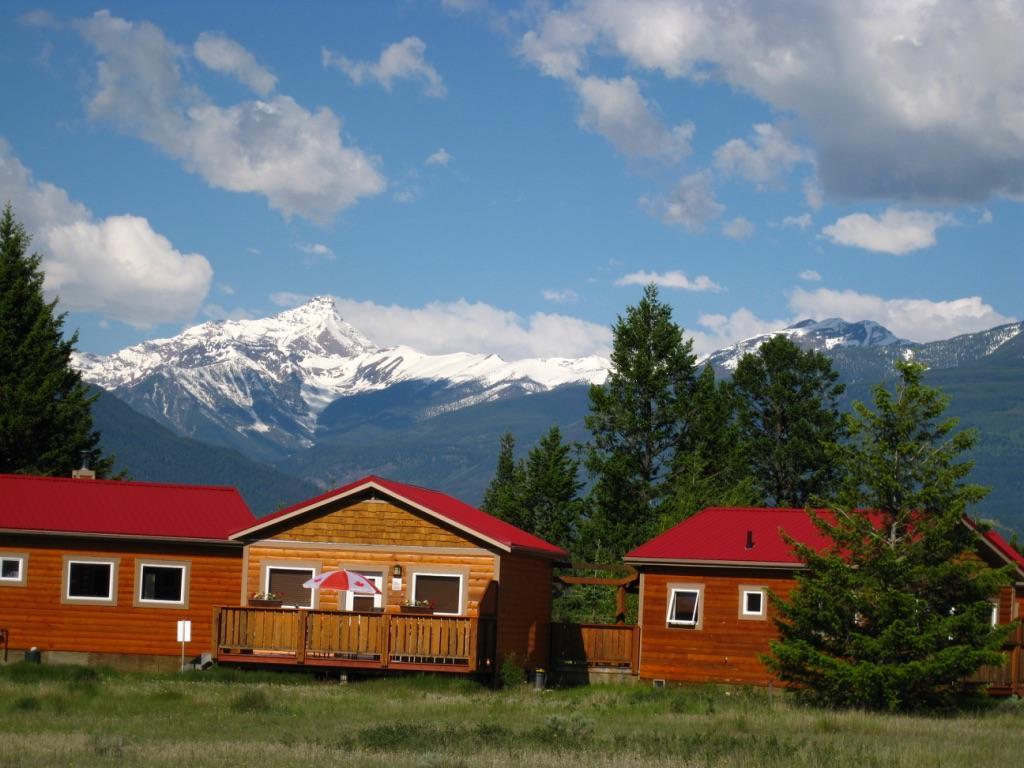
<box><xmin>24</xmin><ymin>647</ymin><xmax>41</xmax><ymax>664</ymax></box>
<box><xmin>533</xmin><ymin>668</ymin><xmax>546</xmax><ymax>690</ymax></box>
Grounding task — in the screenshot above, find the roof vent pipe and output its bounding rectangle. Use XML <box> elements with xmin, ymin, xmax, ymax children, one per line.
<box><xmin>71</xmin><ymin>451</ymin><xmax>96</xmax><ymax>480</ymax></box>
<box><xmin>745</xmin><ymin>530</ymin><xmax>755</xmax><ymax>550</ymax></box>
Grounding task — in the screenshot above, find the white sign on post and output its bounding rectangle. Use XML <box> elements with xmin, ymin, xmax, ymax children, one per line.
<box><xmin>176</xmin><ymin>620</ymin><xmax>192</xmax><ymax>642</ymax></box>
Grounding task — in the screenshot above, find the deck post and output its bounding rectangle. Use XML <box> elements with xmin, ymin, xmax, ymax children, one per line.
<box><xmin>381</xmin><ymin>613</ymin><xmax>391</xmax><ymax>669</ymax></box>
<box><xmin>630</xmin><ymin>624</ymin><xmax>641</xmax><ymax>674</ymax></box>
<box><xmin>468</xmin><ymin>617</ymin><xmax>479</xmax><ymax>673</ymax></box>
<box><xmin>296</xmin><ymin>610</ymin><xmax>308</xmax><ymax>664</ymax></box>
<box><xmin>211</xmin><ymin>606</ymin><xmax>221</xmax><ymax>660</ymax></box>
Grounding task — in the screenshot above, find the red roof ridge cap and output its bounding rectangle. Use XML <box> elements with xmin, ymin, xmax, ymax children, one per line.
<box><xmin>0</xmin><ymin>473</ymin><xmax>240</xmax><ymax>493</ymax></box>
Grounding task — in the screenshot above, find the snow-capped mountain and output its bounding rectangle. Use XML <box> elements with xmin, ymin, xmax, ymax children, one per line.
<box><xmin>700</xmin><ymin>318</ymin><xmax>904</xmax><ymax>372</ymax></box>
<box><xmin>74</xmin><ymin>297</ymin><xmax>609</xmax><ymax>458</ymax></box>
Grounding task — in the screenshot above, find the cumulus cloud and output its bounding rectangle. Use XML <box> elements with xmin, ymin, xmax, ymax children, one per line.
<box><xmin>520</xmin><ymin>1</ymin><xmax>1024</xmax><ymax>202</ymax></box>
<box><xmin>194</xmin><ymin>32</ymin><xmax>277</xmax><ymax>95</ymax></box>
<box><xmin>0</xmin><ymin>140</ymin><xmax>212</xmax><ymax>327</ymax></box>
<box><xmin>789</xmin><ymin>287</ymin><xmax>1016</xmax><ymax>342</ymax></box>
<box><xmin>76</xmin><ymin>11</ymin><xmax>384</xmax><ymax>223</ymax></box>
<box><xmin>690</xmin><ymin>308</ymin><xmax>790</xmax><ymax>356</ymax></box>
<box><xmin>297</xmin><ymin>242</ymin><xmax>336</xmax><ymax>262</ymax></box>
<box><xmin>615</xmin><ymin>269</ymin><xmax>721</xmax><ymax>292</ymax></box>
<box><xmin>642</xmin><ymin>170</ymin><xmax>723</xmax><ymax>231</ymax></box>
<box><xmin>272</xmin><ymin>293</ymin><xmax>611</xmax><ymax>358</ymax></box>
<box><xmin>722</xmin><ymin>216</ymin><xmax>755</xmax><ymax>240</ymax></box>
<box><xmin>798</xmin><ymin>269</ymin><xmax>822</xmax><ymax>282</ymax></box>
<box><xmin>821</xmin><ymin>208</ymin><xmax>955</xmax><ymax>255</ymax></box>
<box><xmin>323</xmin><ymin>36</ymin><xmax>446</xmax><ymax>98</ymax></box>
<box><xmin>714</xmin><ymin>123</ymin><xmax>812</xmax><ymax>187</ymax></box>
<box><xmin>425</xmin><ymin>148</ymin><xmax>452</xmax><ymax>166</ymax></box>
<box><xmin>576</xmin><ymin>76</ymin><xmax>693</xmax><ymax>161</ymax></box>
<box><xmin>542</xmin><ymin>288</ymin><xmax>579</xmax><ymax>304</ymax></box>
<box><xmin>782</xmin><ymin>213</ymin><xmax>813</xmax><ymax>230</ymax></box>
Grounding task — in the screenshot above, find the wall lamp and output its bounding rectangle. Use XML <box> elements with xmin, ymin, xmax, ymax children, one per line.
<box><xmin>392</xmin><ymin>564</ymin><xmax>403</xmax><ymax>579</ymax></box>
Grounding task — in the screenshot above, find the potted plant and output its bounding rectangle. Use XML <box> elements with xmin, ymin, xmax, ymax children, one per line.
<box><xmin>250</xmin><ymin>591</ymin><xmax>283</xmax><ymax>608</ymax></box>
<box><xmin>400</xmin><ymin>599</ymin><xmax>434</xmax><ymax>615</ymax></box>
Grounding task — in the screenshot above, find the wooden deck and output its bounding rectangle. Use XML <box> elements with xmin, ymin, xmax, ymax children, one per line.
<box><xmin>966</xmin><ymin>620</ymin><xmax>1024</xmax><ymax>697</ymax></box>
<box><xmin>551</xmin><ymin>623</ymin><xmax>639</xmax><ymax>670</ymax></box>
<box><xmin>213</xmin><ymin>607</ymin><xmax>496</xmax><ymax>674</ymax></box>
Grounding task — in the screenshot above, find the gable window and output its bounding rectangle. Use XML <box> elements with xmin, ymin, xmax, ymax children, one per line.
<box><xmin>667</xmin><ymin>586</ymin><xmax>702</xmax><ymax>627</ymax></box>
<box><xmin>63</xmin><ymin>557</ymin><xmax>119</xmax><ymax>605</ymax></box>
<box><xmin>412</xmin><ymin>572</ymin><xmax>463</xmax><ymax>615</ymax></box>
<box><xmin>0</xmin><ymin>553</ymin><xmax>27</xmax><ymax>586</ymax></box>
<box><xmin>343</xmin><ymin>571</ymin><xmax>384</xmax><ymax>612</ymax></box>
<box><xmin>266</xmin><ymin>566</ymin><xmax>316</xmax><ymax>609</ymax></box>
<box><xmin>739</xmin><ymin>585</ymin><xmax>768</xmax><ymax>620</ymax></box>
<box><xmin>136</xmin><ymin>560</ymin><xmax>189</xmax><ymax>607</ymax></box>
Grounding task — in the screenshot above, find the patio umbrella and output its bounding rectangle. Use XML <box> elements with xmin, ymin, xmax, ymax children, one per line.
<box><xmin>302</xmin><ymin>569</ymin><xmax>382</xmax><ymax>594</ymax></box>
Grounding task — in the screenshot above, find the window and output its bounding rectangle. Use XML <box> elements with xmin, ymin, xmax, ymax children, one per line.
<box><xmin>739</xmin><ymin>585</ymin><xmax>768</xmax><ymax>620</ymax></box>
<box><xmin>0</xmin><ymin>553</ymin><xmax>27</xmax><ymax>586</ymax></box>
<box><xmin>412</xmin><ymin>573</ymin><xmax>463</xmax><ymax>615</ymax></box>
<box><xmin>343</xmin><ymin>571</ymin><xmax>384</xmax><ymax>612</ymax></box>
<box><xmin>136</xmin><ymin>560</ymin><xmax>189</xmax><ymax>607</ymax></box>
<box><xmin>991</xmin><ymin>601</ymin><xmax>1000</xmax><ymax>627</ymax></box>
<box><xmin>667</xmin><ymin>587</ymin><xmax>702</xmax><ymax>627</ymax></box>
<box><xmin>266</xmin><ymin>567</ymin><xmax>315</xmax><ymax>609</ymax></box>
<box><xmin>64</xmin><ymin>557</ymin><xmax>118</xmax><ymax>605</ymax></box>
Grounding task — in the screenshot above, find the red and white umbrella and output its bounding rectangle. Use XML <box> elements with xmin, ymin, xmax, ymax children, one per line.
<box><xmin>302</xmin><ymin>569</ymin><xmax>382</xmax><ymax>594</ymax></box>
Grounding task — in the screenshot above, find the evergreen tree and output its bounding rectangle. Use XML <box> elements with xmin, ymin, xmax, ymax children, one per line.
<box><xmin>732</xmin><ymin>335</ymin><xmax>845</xmax><ymax>506</ymax></box>
<box><xmin>0</xmin><ymin>204</ymin><xmax>114</xmax><ymax>477</ymax></box>
<box><xmin>583</xmin><ymin>284</ymin><xmax>697</xmax><ymax>559</ymax></box>
<box><xmin>521</xmin><ymin>426</ymin><xmax>583</xmax><ymax>551</ymax></box>
<box><xmin>767</xmin><ymin>360</ymin><xmax>1011</xmax><ymax>711</ymax></box>
<box><xmin>480</xmin><ymin>432</ymin><xmax>527</xmax><ymax>528</ymax></box>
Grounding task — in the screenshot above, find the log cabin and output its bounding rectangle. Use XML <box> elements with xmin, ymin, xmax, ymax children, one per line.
<box><xmin>216</xmin><ymin>475</ymin><xmax>568</xmax><ymax>677</ymax></box>
<box><xmin>0</xmin><ymin>473</ymin><xmax>253</xmax><ymax>671</ymax></box>
<box><xmin>624</xmin><ymin>507</ymin><xmax>1024</xmax><ymax>695</ymax></box>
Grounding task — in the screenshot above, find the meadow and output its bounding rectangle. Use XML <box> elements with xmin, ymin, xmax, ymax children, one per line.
<box><xmin>1</xmin><ymin>663</ymin><xmax>1020</xmax><ymax>768</ymax></box>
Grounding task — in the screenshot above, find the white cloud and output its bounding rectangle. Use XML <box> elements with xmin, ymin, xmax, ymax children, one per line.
<box><xmin>0</xmin><ymin>140</ymin><xmax>212</xmax><ymax>327</ymax></box>
<box><xmin>822</xmin><ymin>208</ymin><xmax>954</xmax><ymax>255</ymax></box>
<box><xmin>576</xmin><ymin>76</ymin><xmax>693</xmax><ymax>161</ymax></box>
<box><xmin>271</xmin><ymin>295</ymin><xmax>612</xmax><ymax>358</ymax></box>
<box><xmin>202</xmin><ymin>303</ymin><xmax>255</xmax><ymax>321</ymax></box>
<box><xmin>194</xmin><ymin>32</ymin><xmax>277</xmax><ymax>96</ymax></box>
<box><xmin>722</xmin><ymin>216</ymin><xmax>755</xmax><ymax>240</ymax></box>
<box><xmin>691</xmin><ymin>308</ymin><xmax>790</xmax><ymax>356</ymax></box>
<box><xmin>714</xmin><ymin>123</ymin><xmax>812</xmax><ymax>186</ymax></box>
<box><xmin>803</xmin><ymin>178</ymin><xmax>824</xmax><ymax>210</ymax></box>
<box><xmin>542</xmin><ymin>288</ymin><xmax>579</xmax><ymax>304</ymax></box>
<box><xmin>782</xmin><ymin>213</ymin><xmax>813</xmax><ymax>230</ymax></box>
<box><xmin>18</xmin><ymin>9</ymin><xmax>59</xmax><ymax>28</ymax></box>
<box><xmin>297</xmin><ymin>242</ymin><xmax>336</xmax><ymax>262</ymax></box>
<box><xmin>643</xmin><ymin>170</ymin><xmax>723</xmax><ymax>231</ymax></box>
<box><xmin>76</xmin><ymin>11</ymin><xmax>385</xmax><ymax>223</ymax></box>
<box><xmin>425</xmin><ymin>148</ymin><xmax>452</xmax><ymax>166</ymax></box>
<box><xmin>392</xmin><ymin>186</ymin><xmax>419</xmax><ymax>204</ymax></box>
<box><xmin>520</xmin><ymin>1</ymin><xmax>1024</xmax><ymax>202</ymax></box>
<box><xmin>323</xmin><ymin>37</ymin><xmax>446</xmax><ymax>98</ymax></box>
<box><xmin>789</xmin><ymin>287</ymin><xmax>1016</xmax><ymax>342</ymax></box>
<box><xmin>615</xmin><ymin>270</ymin><xmax>721</xmax><ymax>293</ymax></box>
<box><xmin>979</xmin><ymin>209</ymin><xmax>993</xmax><ymax>224</ymax></box>
<box><xmin>798</xmin><ymin>269</ymin><xmax>822</xmax><ymax>282</ymax></box>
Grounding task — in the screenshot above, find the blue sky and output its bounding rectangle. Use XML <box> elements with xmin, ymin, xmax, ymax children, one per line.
<box><xmin>1</xmin><ymin>1</ymin><xmax>1021</xmax><ymax>358</ymax></box>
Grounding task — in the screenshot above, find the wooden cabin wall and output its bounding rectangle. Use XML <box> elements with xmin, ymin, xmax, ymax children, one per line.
<box><xmin>637</xmin><ymin>566</ymin><xmax>796</xmax><ymax>685</ymax></box>
<box><xmin>0</xmin><ymin>535</ymin><xmax>241</xmax><ymax>659</ymax></box>
<box><xmin>495</xmin><ymin>553</ymin><xmax>553</xmax><ymax>671</ymax></box>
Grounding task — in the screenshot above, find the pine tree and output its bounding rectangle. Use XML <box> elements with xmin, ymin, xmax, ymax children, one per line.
<box><xmin>521</xmin><ymin>426</ymin><xmax>583</xmax><ymax>551</ymax></box>
<box><xmin>732</xmin><ymin>335</ymin><xmax>845</xmax><ymax>506</ymax></box>
<box><xmin>767</xmin><ymin>360</ymin><xmax>1011</xmax><ymax>711</ymax></box>
<box><xmin>583</xmin><ymin>284</ymin><xmax>697</xmax><ymax>559</ymax></box>
<box><xmin>480</xmin><ymin>432</ymin><xmax>527</xmax><ymax>528</ymax></box>
<box><xmin>0</xmin><ymin>204</ymin><xmax>114</xmax><ymax>477</ymax></box>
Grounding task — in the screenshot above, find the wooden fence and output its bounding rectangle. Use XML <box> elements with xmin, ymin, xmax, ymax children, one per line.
<box><xmin>214</xmin><ymin>607</ymin><xmax>495</xmax><ymax>673</ymax></box>
<box><xmin>550</xmin><ymin>623</ymin><xmax>639</xmax><ymax>670</ymax></box>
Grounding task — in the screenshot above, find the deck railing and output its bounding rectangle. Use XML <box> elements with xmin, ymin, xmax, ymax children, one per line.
<box><xmin>966</xmin><ymin>620</ymin><xmax>1024</xmax><ymax>695</ymax></box>
<box><xmin>550</xmin><ymin>622</ymin><xmax>639</xmax><ymax>670</ymax></box>
<box><xmin>214</xmin><ymin>607</ymin><xmax>494</xmax><ymax>672</ymax></box>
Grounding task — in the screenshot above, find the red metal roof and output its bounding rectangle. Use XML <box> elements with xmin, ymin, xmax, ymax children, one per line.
<box><xmin>233</xmin><ymin>475</ymin><xmax>568</xmax><ymax>558</ymax></box>
<box><xmin>0</xmin><ymin>474</ymin><xmax>253</xmax><ymax>541</ymax></box>
<box><xmin>627</xmin><ymin>507</ymin><xmax>1024</xmax><ymax>577</ymax></box>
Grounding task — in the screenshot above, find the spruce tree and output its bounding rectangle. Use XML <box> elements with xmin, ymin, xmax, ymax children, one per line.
<box><xmin>767</xmin><ymin>360</ymin><xmax>1011</xmax><ymax>711</ymax></box>
<box><xmin>0</xmin><ymin>204</ymin><xmax>114</xmax><ymax>477</ymax></box>
<box><xmin>521</xmin><ymin>426</ymin><xmax>583</xmax><ymax>551</ymax></box>
<box><xmin>480</xmin><ymin>432</ymin><xmax>527</xmax><ymax>528</ymax></box>
<box><xmin>732</xmin><ymin>335</ymin><xmax>845</xmax><ymax>506</ymax></box>
<box><xmin>583</xmin><ymin>284</ymin><xmax>697</xmax><ymax>559</ymax></box>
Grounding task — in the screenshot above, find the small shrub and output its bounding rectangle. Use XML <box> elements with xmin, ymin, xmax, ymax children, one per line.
<box><xmin>497</xmin><ymin>653</ymin><xmax>526</xmax><ymax>689</ymax></box>
<box><xmin>11</xmin><ymin>695</ymin><xmax>41</xmax><ymax>712</ymax></box>
<box><xmin>229</xmin><ymin>689</ymin><xmax>272</xmax><ymax>713</ymax></box>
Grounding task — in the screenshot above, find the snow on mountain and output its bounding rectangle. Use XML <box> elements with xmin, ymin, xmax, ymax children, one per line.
<box><xmin>700</xmin><ymin>318</ymin><xmax>904</xmax><ymax>372</ymax></box>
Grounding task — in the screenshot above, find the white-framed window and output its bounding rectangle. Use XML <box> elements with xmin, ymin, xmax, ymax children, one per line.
<box><xmin>739</xmin><ymin>586</ymin><xmax>768</xmax><ymax>620</ymax></box>
<box><xmin>0</xmin><ymin>553</ymin><xmax>27</xmax><ymax>586</ymax></box>
<box><xmin>265</xmin><ymin>566</ymin><xmax>316</xmax><ymax>609</ymax></box>
<box><xmin>411</xmin><ymin>572</ymin><xmax>464</xmax><ymax>615</ymax></box>
<box><xmin>136</xmin><ymin>560</ymin><xmax>189</xmax><ymax>607</ymax></box>
<box><xmin>343</xmin><ymin>571</ymin><xmax>384</xmax><ymax>612</ymax></box>
<box><xmin>63</xmin><ymin>557</ymin><xmax>118</xmax><ymax>605</ymax></box>
<box><xmin>667</xmin><ymin>586</ymin><xmax>702</xmax><ymax>627</ymax></box>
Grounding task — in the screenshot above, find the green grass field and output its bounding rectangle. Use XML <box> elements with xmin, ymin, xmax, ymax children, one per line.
<box><xmin>1</xmin><ymin>663</ymin><xmax>1020</xmax><ymax>767</ymax></box>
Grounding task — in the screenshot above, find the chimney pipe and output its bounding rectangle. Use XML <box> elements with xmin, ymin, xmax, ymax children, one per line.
<box><xmin>745</xmin><ymin>530</ymin><xmax>755</xmax><ymax>550</ymax></box>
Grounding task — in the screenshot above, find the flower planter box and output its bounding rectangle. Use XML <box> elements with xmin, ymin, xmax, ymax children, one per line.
<box><xmin>249</xmin><ymin>599</ymin><xmax>284</xmax><ymax>608</ymax></box>
<box><xmin>400</xmin><ymin>606</ymin><xmax>434</xmax><ymax>615</ymax></box>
